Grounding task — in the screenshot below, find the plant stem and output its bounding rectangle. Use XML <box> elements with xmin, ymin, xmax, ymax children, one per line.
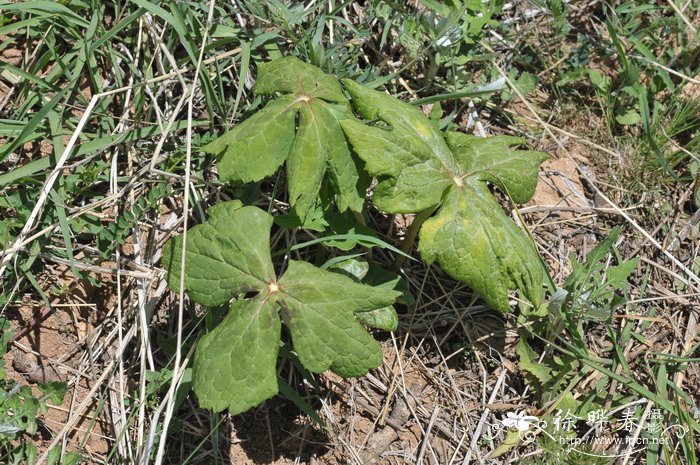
<box><xmin>390</xmin><ymin>207</ymin><xmax>435</xmax><ymax>273</ymax></box>
<box><xmin>353</xmin><ymin>210</ymin><xmax>366</xmax><ymax>226</ymax></box>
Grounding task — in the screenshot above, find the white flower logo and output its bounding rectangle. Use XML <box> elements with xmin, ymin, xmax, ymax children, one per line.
<box><xmin>502</xmin><ymin>411</ymin><xmax>539</xmax><ymax>432</ymax></box>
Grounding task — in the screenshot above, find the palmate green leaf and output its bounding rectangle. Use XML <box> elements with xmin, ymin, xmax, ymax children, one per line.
<box><xmin>328</xmin><ymin>258</ymin><xmax>415</xmax><ymax>331</ymax></box>
<box><xmin>202</xmin><ymin>57</ymin><xmax>367</xmax><ymax>220</ymax></box>
<box><xmin>340</xmin><ymin>80</ymin><xmax>548</xmax><ymax>312</ymax></box>
<box><xmin>192</xmin><ymin>294</ymin><xmax>281</xmax><ymax>413</ymax></box>
<box><xmin>278</xmin><ymin>260</ymin><xmax>395</xmax><ymax>376</ymax></box>
<box><xmin>162</xmin><ymin>200</ymin><xmax>274</xmax><ymax>307</ymax></box>
<box><xmin>163</xmin><ymin>201</ymin><xmax>400</xmax><ymax>414</ymax></box>
<box><xmin>330</xmin><ymin>258</ymin><xmax>399</xmax><ymax>331</ymax></box>
<box><xmin>339</xmin><ymin>81</ymin><xmax>456</xmax><ymax>214</ymax></box>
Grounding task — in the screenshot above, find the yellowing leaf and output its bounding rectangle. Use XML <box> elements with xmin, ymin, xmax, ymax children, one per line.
<box><xmin>341</xmin><ymin>80</ymin><xmax>547</xmax><ymax>311</ymax></box>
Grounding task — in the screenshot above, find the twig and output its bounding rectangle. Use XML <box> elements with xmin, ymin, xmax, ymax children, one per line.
<box><xmin>416</xmin><ymin>406</ymin><xmax>440</xmax><ymax>465</ymax></box>
<box><xmin>151</xmin><ymin>1</ymin><xmax>216</xmax><ymax>464</ymax></box>
<box><xmin>462</xmin><ymin>369</ymin><xmax>507</xmax><ymax>465</ymax></box>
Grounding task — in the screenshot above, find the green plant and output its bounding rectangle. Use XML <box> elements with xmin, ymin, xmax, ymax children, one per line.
<box><xmin>94</xmin><ymin>183</ymin><xmax>173</xmax><ymax>259</ymax></box>
<box><xmin>375</xmin><ymin>0</ymin><xmax>503</xmax><ymax>89</ymax></box>
<box><xmin>168</xmin><ymin>57</ymin><xmax>548</xmax><ymax>415</ymax></box>
<box><xmin>0</xmin><ymin>320</ymin><xmax>78</xmax><ymax>465</ymax></box>
<box><xmin>517</xmin><ymin>227</ymin><xmax>641</xmax><ymax>410</ymax></box>
<box><xmin>511</xmin><ymin>227</ymin><xmax>700</xmax><ymax>463</ymax></box>
<box><xmin>340</xmin><ymin>79</ymin><xmax>548</xmax><ymax>311</ymax></box>
<box><xmin>506</xmin><ymin>229</ymin><xmax>700</xmax><ymax>462</ymax></box>
<box><xmin>328</xmin><ymin>257</ymin><xmax>416</xmax><ymax>331</ymax></box>
<box><xmin>201</xmin><ymin>56</ymin><xmax>367</xmax><ymax>220</ymax></box>
<box><xmin>163</xmin><ymin>200</ymin><xmax>401</xmax><ymax>414</ymax></box>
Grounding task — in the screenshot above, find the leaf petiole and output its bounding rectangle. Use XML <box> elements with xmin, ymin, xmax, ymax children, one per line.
<box><xmin>390</xmin><ymin>206</ymin><xmax>437</xmax><ymax>273</ymax></box>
